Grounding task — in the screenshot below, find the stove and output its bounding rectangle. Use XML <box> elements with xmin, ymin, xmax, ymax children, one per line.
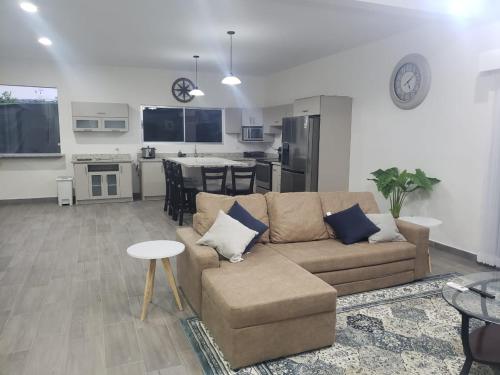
<box><xmin>256</xmin><ymin>158</ymin><xmax>279</xmax><ymax>192</ymax></box>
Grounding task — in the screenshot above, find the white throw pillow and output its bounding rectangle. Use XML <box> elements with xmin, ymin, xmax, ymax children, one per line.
<box><xmin>196</xmin><ymin>210</ymin><xmax>258</xmax><ymax>263</ymax></box>
<box><xmin>366</xmin><ymin>213</ymin><xmax>407</xmax><ymax>244</ymax></box>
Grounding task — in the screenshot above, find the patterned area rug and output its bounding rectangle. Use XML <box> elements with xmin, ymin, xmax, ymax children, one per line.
<box><xmin>182</xmin><ymin>274</ymin><xmax>498</xmax><ymax>375</ymax></box>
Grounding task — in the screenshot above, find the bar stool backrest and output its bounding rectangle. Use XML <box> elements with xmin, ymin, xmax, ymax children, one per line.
<box><xmin>201</xmin><ymin>166</ymin><xmax>228</xmax><ymax>195</ymax></box>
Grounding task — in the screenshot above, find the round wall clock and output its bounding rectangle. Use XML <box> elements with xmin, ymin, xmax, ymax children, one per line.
<box><xmin>390</xmin><ymin>54</ymin><xmax>431</xmax><ymax>110</ymax></box>
<box><xmin>171</xmin><ymin>77</ymin><xmax>195</xmax><ymax>103</ymax></box>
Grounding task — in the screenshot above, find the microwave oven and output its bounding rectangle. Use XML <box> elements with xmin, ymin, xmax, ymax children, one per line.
<box><xmin>241</xmin><ymin>126</ymin><xmax>263</xmax><ymax>141</ymax></box>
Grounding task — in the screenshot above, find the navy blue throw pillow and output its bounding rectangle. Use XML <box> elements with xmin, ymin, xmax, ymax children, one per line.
<box><xmin>324</xmin><ymin>204</ymin><xmax>380</xmax><ymax>245</ymax></box>
<box><xmin>227</xmin><ymin>201</ymin><xmax>268</xmax><ymax>253</ymax></box>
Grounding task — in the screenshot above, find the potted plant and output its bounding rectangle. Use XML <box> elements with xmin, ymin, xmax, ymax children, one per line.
<box><xmin>368</xmin><ymin>168</ymin><xmax>440</xmax><ymax>218</ymax></box>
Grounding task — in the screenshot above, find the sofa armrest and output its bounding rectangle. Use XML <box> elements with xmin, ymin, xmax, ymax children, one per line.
<box><xmin>396</xmin><ymin>219</ymin><xmax>430</xmax><ymax>279</ymax></box>
<box><xmin>176</xmin><ymin>227</ymin><xmax>220</xmax><ymax>316</ymax></box>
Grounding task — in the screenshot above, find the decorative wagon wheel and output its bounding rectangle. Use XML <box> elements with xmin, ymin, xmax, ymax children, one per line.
<box><xmin>171</xmin><ymin>77</ymin><xmax>195</xmax><ymax>103</ymax></box>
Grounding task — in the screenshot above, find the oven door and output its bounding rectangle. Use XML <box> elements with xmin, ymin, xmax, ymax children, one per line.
<box><xmin>256</xmin><ymin>162</ymin><xmax>271</xmax><ymax>190</ymax></box>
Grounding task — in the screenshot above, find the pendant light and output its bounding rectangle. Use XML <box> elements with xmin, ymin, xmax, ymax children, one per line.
<box><xmin>189</xmin><ymin>55</ymin><xmax>205</xmax><ymax>96</ymax></box>
<box><xmin>221</xmin><ymin>31</ymin><xmax>242</xmax><ymax>85</ymax></box>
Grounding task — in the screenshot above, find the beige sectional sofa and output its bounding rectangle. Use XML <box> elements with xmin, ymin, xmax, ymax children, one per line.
<box><xmin>176</xmin><ymin>191</ymin><xmax>430</xmax><ymax>369</ymax></box>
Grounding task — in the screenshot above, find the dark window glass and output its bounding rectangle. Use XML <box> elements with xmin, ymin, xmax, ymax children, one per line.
<box><xmin>0</xmin><ymin>85</ymin><xmax>60</xmax><ymax>154</ymax></box>
<box><xmin>185</xmin><ymin>108</ymin><xmax>222</xmax><ymax>143</ymax></box>
<box><xmin>143</xmin><ymin>107</ymin><xmax>184</xmax><ymax>142</ymax></box>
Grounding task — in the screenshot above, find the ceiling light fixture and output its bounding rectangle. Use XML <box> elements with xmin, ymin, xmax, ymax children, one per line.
<box><xmin>20</xmin><ymin>2</ymin><xmax>38</xmax><ymax>13</ymax></box>
<box><xmin>221</xmin><ymin>31</ymin><xmax>242</xmax><ymax>86</ymax></box>
<box><xmin>38</xmin><ymin>37</ymin><xmax>52</xmax><ymax>46</ymax></box>
<box><xmin>189</xmin><ymin>55</ymin><xmax>205</xmax><ymax>96</ymax></box>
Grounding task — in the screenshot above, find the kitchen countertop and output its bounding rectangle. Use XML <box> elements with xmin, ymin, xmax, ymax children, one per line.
<box><xmin>71</xmin><ymin>154</ymin><xmax>132</xmax><ymax>164</ymax></box>
<box><xmin>138</xmin><ymin>153</ymin><xmax>276</xmax><ymax>163</ymax></box>
<box><xmin>167</xmin><ymin>157</ymin><xmax>247</xmax><ymax>168</ymax></box>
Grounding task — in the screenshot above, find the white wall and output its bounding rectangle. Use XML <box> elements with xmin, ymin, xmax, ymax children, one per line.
<box><xmin>0</xmin><ymin>61</ymin><xmax>268</xmax><ymax>199</ymax></box>
<box><xmin>264</xmin><ymin>20</ymin><xmax>500</xmax><ymax>255</ymax></box>
<box><xmin>3</xmin><ymin>19</ymin><xmax>500</xmax><ymax>256</ymax></box>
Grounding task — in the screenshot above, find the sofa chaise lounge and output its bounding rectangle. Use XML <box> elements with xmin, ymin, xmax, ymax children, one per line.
<box><xmin>176</xmin><ymin>191</ymin><xmax>430</xmax><ymax>368</ymax></box>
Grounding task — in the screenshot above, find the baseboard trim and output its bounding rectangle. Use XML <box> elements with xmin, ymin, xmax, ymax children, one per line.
<box><xmin>0</xmin><ymin>197</ymin><xmax>58</xmax><ymax>205</ymax></box>
<box><xmin>429</xmin><ymin>240</ymin><xmax>477</xmax><ymax>262</ymax></box>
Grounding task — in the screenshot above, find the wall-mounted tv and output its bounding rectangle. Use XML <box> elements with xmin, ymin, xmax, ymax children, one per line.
<box><xmin>0</xmin><ymin>85</ymin><xmax>61</xmax><ymax>154</ymax></box>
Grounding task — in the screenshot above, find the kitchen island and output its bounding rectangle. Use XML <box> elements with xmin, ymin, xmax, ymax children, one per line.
<box><xmin>139</xmin><ymin>156</ymin><xmax>251</xmax><ymax>200</ymax></box>
<box><xmin>166</xmin><ymin>157</ymin><xmax>246</xmax><ymax>168</ymax></box>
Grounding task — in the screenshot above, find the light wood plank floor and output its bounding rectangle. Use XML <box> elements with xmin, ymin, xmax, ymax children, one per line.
<box><xmin>0</xmin><ymin>200</ymin><xmax>495</xmax><ymax>374</ymax></box>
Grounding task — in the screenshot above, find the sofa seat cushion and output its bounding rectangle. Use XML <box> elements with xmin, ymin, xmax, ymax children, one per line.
<box><xmin>201</xmin><ymin>245</ymin><xmax>336</xmax><ymax>329</ymax></box>
<box><xmin>265</xmin><ymin>192</ymin><xmax>329</xmax><ymax>243</ymax></box>
<box><xmin>194</xmin><ymin>193</ymin><xmax>270</xmax><ymax>242</ymax></box>
<box><xmin>268</xmin><ymin>239</ymin><xmax>416</xmax><ymax>274</ymax></box>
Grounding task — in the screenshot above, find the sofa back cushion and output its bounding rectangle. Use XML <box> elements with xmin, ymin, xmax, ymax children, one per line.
<box><xmin>319</xmin><ymin>192</ymin><xmax>380</xmax><ymax>237</ymax></box>
<box><xmin>193</xmin><ymin>193</ymin><xmax>270</xmax><ymax>243</ymax></box>
<box><xmin>265</xmin><ymin>192</ymin><xmax>329</xmax><ymax>243</ymax></box>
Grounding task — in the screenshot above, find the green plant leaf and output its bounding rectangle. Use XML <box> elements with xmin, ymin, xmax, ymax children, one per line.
<box><xmin>368</xmin><ymin>167</ymin><xmax>440</xmax><ymax>213</ymax></box>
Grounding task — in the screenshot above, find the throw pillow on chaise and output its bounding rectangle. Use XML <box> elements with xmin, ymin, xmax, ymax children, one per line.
<box><xmin>196</xmin><ymin>210</ymin><xmax>258</xmax><ymax>263</ymax></box>
<box><xmin>227</xmin><ymin>201</ymin><xmax>268</xmax><ymax>253</ymax></box>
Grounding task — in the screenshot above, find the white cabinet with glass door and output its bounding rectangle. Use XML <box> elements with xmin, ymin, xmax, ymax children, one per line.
<box><xmin>72</xmin><ymin>102</ymin><xmax>129</xmax><ymax>132</ymax></box>
<box><xmin>87</xmin><ymin>164</ymin><xmax>121</xmax><ymax>199</ymax></box>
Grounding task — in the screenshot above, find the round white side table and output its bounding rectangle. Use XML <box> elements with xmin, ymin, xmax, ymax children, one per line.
<box><xmin>398</xmin><ymin>216</ymin><xmax>442</xmax><ymax>273</ymax></box>
<box><xmin>127</xmin><ymin>240</ymin><xmax>185</xmax><ymax>320</ymax></box>
<box><xmin>398</xmin><ymin>216</ymin><xmax>442</xmax><ymax>228</ymax></box>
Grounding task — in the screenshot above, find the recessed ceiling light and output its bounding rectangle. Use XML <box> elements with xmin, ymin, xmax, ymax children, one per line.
<box><xmin>20</xmin><ymin>2</ymin><xmax>38</xmax><ymax>13</ymax></box>
<box><xmin>38</xmin><ymin>37</ymin><xmax>52</xmax><ymax>46</ymax></box>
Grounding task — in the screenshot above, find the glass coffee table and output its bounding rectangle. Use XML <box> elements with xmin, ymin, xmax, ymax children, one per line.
<box><xmin>442</xmin><ymin>272</ymin><xmax>500</xmax><ymax>375</ymax></box>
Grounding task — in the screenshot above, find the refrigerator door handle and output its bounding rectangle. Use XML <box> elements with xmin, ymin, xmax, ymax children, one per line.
<box><xmin>281</xmin><ymin>167</ymin><xmax>304</xmax><ymax>174</ymax></box>
<box><xmin>282</xmin><ymin>142</ymin><xmax>290</xmax><ymax>166</ymax></box>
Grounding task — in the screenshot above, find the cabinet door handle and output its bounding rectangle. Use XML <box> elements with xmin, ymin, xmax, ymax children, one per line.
<box><xmin>302</xmin><ymin>110</ymin><xmax>308</xmax><ymax>113</ymax></box>
<box><xmin>119</xmin><ymin>165</ymin><xmax>122</xmax><ymax>174</ymax></box>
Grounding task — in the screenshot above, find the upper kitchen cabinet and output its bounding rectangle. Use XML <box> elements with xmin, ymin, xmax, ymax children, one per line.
<box><xmin>242</xmin><ymin>108</ymin><xmax>263</xmax><ymax>127</ymax></box>
<box><xmin>224</xmin><ymin>108</ymin><xmax>264</xmax><ymax>134</ymax></box>
<box><xmin>225</xmin><ymin>108</ymin><xmax>242</xmax><ymax>134</ymax></box>
<box><xmin>262</xmin><ymin>104</ymin><xmax>293</xmax><ymax>134</ymax></box>
<box><xmin>72</xmin><ymin>102</ymin><xmax>129</xmax><ymax>132</ymax></box>
<box><xmin>293</xmin><ymin>96</ymin><xmax>321</xmax><ymax>116</ymax></box>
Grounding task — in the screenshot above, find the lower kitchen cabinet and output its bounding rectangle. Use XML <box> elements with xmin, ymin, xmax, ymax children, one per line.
<box><xmin>73</xmin><ymin>162</ymin><xmax>133</xmax><ymax>204</ymax></box>
<box><xmin>140</xmin><ymin>160</ymin><xmax>166</xmax><ymax>200</ymax></box>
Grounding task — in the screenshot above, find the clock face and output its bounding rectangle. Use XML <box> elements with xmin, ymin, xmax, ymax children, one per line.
<box><xmin>393</xmin><ymin>63</ymin><xmax>421</xmax><ymax>102</ymax></box>
<box><xmin>171</xmin><ymin>77</ymin><xmax>195</xmax><ymax>103</ymax></box>
<box><xmin>390</xmin><ymin>54</ymin><xmax>431</xmax><ymax>110</ymax></box>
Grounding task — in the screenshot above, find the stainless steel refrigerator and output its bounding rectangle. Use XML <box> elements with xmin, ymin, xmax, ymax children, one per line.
<box><xmin>280</xmin><ymin>115</ymin><xmax>320</xmax><ymax>192</ymax></box>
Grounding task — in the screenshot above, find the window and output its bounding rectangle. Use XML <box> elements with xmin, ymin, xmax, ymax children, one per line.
<box><xmin>0</xmin><ymin>85</ymin><xmax>60</xmax><ymax>154</ymax></box>
<box><xmin>142</xmin><ymin>106</ymin><xmax>222</xmax><ymax>143</ymax></box>
<box><xmin>143</xmin><ymin>107</ymin><xmax>184</xmax><ymax>142</ymax></box>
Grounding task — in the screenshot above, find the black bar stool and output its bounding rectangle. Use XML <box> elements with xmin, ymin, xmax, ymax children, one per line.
<box><xmin>226</xmin><ymin>166</ymin><xmax>256</xmax><ymax>196</ymax></box>
<box><xmin>162</xmin><ymin>159</ymin><xmax>173</xmax><ymax>214</ymax></box>
<box><xmin>171</xmin><ymin>163</ymin><xmax>197</xmax><ymax>226</ymax></box>
<box><xmin>200</xmin><ymin>166</ymin><xmax>228</xmax><ymax>195</ymax></box>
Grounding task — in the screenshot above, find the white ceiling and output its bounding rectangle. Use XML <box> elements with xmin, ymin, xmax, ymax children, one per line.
<box><xmin>0</xmin><ymin>0</ymin><xmax>469</xmax><ymax>76</ymax></box>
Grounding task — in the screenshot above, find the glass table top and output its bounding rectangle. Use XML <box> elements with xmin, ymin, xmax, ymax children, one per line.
<box><xmin>442</xmin><ymin>272</ymin><xmax>500</xmax><ymax>324</ymax></box>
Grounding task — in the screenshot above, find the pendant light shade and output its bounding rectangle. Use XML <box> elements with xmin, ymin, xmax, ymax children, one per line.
<box><xmin>189</xmin><ymin>55</ymin><xmax>205</xmax><ymax>96</ymax></box>
<box><xmin>222</xmin><ymin>31</ymin><xmax>242</xmax><ymax>85</ymax></box>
